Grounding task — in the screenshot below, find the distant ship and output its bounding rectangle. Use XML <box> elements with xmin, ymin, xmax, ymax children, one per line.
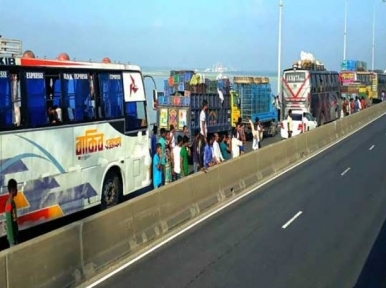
<box><xmin>201</xmin><ymin>63</ymin><xmax>237</xmax><ymax>73</ymax></box>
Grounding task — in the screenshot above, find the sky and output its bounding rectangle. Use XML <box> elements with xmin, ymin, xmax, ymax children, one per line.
<box><xmin>1</xmin><ymin>0</ymin><xmax>385</xmax><ymax>72</ymax></box>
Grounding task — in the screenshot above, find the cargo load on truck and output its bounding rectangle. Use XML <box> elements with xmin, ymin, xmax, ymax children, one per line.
<box><xmin>158</xmin><ymin>70</ymin><xmax>235</xmax><ymax>140</ymax></box>
<box><xmin>340</xmin><ymin>60</ymin><xmax>367</xmax><ymax>72</ymax></box>
<box><xmin>292</xmin><ymin>51</ymin><xmax>325</xmax><ymax>71</ymax></box>
<box><xmin>232</xmin><ymin>76</ymin><xmax>277</xmax><ymax>139</ymax></box>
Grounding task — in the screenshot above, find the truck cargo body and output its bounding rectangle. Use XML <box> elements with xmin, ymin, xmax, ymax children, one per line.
<box><xmin>157</xmin><ymin>92</ymin><xmax>231</xmax><ymax>139</ymax></box>
<box><xmin>232</xmin><ymin>77</ymin><xmax>277</xmax><ymax>139</ymax></box>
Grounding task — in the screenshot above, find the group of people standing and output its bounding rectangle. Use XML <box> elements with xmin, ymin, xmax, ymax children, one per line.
<box><xmin>150</xmin><ymin>100</ymin><xmax>265</xmax><ymax>189</ymax></box>
<box><xmin>342</xmin><ymin>96</ymin><xmax>367</xmax><ymax>116</ymax></box>
<box><xmin>151</xmin><ymin>125</ymin><xmax>190</xmax><ymax>189</ymax></box>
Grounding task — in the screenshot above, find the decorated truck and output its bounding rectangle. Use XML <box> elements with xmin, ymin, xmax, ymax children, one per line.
<box><xmin>157</xmin><ymin>70</ymin><xmax>240</xmax><ymax>138</ymax></box>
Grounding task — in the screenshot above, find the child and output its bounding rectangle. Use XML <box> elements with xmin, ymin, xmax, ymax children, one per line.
<box><xmin>5</xmin><ymin>179</ymin><xmax>18</xmax><ymax>247</ymax></box>
<box><xmin>181</xmin><ymin>136</ymin><xmax>190</xmax><ymax>177</ymax></box>
<box><xmin>153</xmin><ymin>143</ymin><xmax>162</xmax><ymax>189</ymax></box>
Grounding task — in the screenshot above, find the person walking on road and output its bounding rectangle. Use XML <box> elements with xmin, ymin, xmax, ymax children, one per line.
<box><xmin>192</xmin><ymin>129</ymin><xmax>201</xmax><ymax>173</ymax></box>
<box><xmin>181</xmin><ymin>136</ymin><xmax>190</xmax><ymax>177</ymax></box>
<box><xmin>274</xmin><ymin>95</ymin><xmax>281</xmax><ymax>121</ymax></box>
<box><xmin>199</xmin><ymin>100</ymin><xmax>208</xmax><ymax>167</ymax></box>
<box><xmin>287</xmin><ymin>109</ymin><xmax>293</xmax><ymax>138</ymax></box>
<box><xmin>231</xmin><ymin>128</ymin><xmax>243</xmax><ymax>158</ymax></box>
<box><xmin>247</xmin><ymin>117</ymin><xmax>259</xmax><ymax>150</ymax></box>
<box><xmin>152</xmin><ymin>144</ymin><xmax>162</xmax><ymax>189</ymax></box>
<box><xmin>5</xmin><ymin>179</ymin><xmax>19</xmax><ymax>247</ymax></box>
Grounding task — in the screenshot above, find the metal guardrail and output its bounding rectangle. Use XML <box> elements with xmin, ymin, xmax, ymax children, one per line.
<box><xmin>0</xmin><ymin>38</ymin><xmax>22</xmax><ymax>57</ymax></box>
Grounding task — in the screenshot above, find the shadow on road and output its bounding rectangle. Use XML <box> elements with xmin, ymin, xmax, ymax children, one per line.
<box><xmin>354</xmin><ymin>216</ymin><xmax>386</xmax><ymax>288</ymax></box>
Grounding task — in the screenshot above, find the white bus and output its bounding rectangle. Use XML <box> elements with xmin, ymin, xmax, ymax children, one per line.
<box><xmin>0</xmin><ymin>55</ymin><xmax>152</xmax><ymax>237</ymax></box>
<box><xmin>282</xmin><ymin>66</ymin><xmax>341</xmax><ymax>125</ymax></box>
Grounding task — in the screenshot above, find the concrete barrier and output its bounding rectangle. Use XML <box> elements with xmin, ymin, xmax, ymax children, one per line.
<box><xmin>0</xmin><ymin>254</ymin><xmax>6</xmax><ymax>288</ymax></box>
<box><xmin>82</xmin><ymin>200</ymin><xmax>135</xmax><ymax>279</ymax></box>
<box><xmin>0</xmin><ymin>102</ymin><xmax>385</xmax><ymax>288</ymax></box>
<box><xmin>159</xmin><ymin>176</ymin><xmax>195</xmax><ymax>231</ymax></box>
<box><xmin>191</xmin><ymin>167</ymin><xmax>221</xmax><ymax>214</ymax></box>
<box><xmin>0</xmin><ymin>223</ymin><xmax>82</xmax><ymax>288</ymax></box>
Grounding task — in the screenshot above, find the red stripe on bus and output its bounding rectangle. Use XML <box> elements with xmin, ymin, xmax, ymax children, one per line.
<box><xmin>282</xmin><ymin>73</ymin><xmax>311</xmax><ymax>98</ymax></box>
<box><xmin>21</xmin><ymin>58</ymin><xmax>84</xmax><ymax>67</ymax></box>
<box><xmin>0</xmin><ymin>194</ymin><xmax>9</xmax><ymax>214</ymax></box>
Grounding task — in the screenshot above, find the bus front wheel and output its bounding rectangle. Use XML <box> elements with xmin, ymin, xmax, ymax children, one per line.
<box><xmin>101</xmin><ymin>168</ymin><xmax>123</xmax><ymax>210</ymax></box>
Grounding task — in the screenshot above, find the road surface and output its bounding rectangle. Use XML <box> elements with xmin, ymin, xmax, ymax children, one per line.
<box><xmin>95</xmin><ymin>116</ymin><xmax>386</xmax><ymax>288</ymax></box>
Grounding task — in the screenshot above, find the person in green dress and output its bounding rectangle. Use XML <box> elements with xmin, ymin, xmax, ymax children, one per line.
<box><xmin>5</xmin><ymin>179</ymin><xmax>19</xmax><ymax>247</ymax></box>
<box><xmin>180</xmin><ymin>136</ymin><xmax>190</xmax><ymax>177</ymax></box>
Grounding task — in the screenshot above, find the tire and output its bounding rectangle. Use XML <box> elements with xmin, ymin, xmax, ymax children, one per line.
<box><xmin>101</xmin><ymin>169</ymin><xmax>122</xmax><ymax>210</ymax></box>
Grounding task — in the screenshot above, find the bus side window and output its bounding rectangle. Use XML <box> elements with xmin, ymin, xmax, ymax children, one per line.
<box><xmin>45</xmin><ymin>75</ymin><xmax>62</xmax><ymax>122</ymax></box>
<box><xmin>11</xmin><ymin>74</ymin><xmax>22</xmax><ymax>127</ymax></box>
<box><xmin>311</xmin><ymin>74</ymin><xmax>316</xmax><ymax>93</ymax></box>
<box><xmin>25</xmin><ymin>72</ymin><xmax>47</xmax><ymax>127</ymax></box>
<box><xmin>0</xmin><ymin>71</ymin><xmax>12</xmax><ymax>129</ymax></box>
<box><xmin>315</xmin><ymin>74</ymin><xmax>321</xmax><ymax>92</ymax></box>
<box><xmin>327</xmin><ymin>74</ymin><xmax>332</xmax><ymax>92</ymax></box>
<box><xmin>125</xmin><ymin>101</ymin><xmax>147</xmax><ymax>132</ymax></box>
<box><xmin>98</xmin><ymin>73</ymin><xmax>124</xmax><ymax>119</ymax></box>
<box><xmin>62</xmin><ymin>72</ymin><xmax>92</xmax><ymax>122</ymax></box>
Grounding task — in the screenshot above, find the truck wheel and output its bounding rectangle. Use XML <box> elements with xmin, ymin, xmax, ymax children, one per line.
<box><xmin>101</xmin><ymin>168</ymin><xmax>122</xmax><ymax>210</ymax></box>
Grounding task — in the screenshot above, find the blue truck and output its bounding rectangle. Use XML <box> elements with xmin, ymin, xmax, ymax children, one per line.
<box><xmin>232</xmin><ymin>76</ymin><xmax>278</xmax><ymax>139</ymax></box>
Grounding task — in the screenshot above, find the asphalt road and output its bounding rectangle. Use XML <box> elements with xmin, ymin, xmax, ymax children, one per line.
<box><xmin>95</xmin><ymin>116</ymin><xmax>386</xmax><ymax>288</ymax></box>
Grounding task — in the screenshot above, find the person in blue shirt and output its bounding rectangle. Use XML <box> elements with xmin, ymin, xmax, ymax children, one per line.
<box><xmin>153</xmin><ymin>143</ymin><xmax>162</xmax><ymax>189</ymax></box>
<box><xmin>204</xmin><ymin>135</ymin><xmax>215</xmax><ymax>168</ymax></box>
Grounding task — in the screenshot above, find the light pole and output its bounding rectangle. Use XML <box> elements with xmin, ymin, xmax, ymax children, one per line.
<box><xmin>371</xmin><ymin>2</ymin><xmax>376</xmax><ymax>71</ymax></box>
<box><xmin>343</xmin><ymin>0</ymin><xmax>348</xmax><ymax>60</ymax></box>
<box><xmin>277</xmin><ymin>0</ymin><xmax>283</xmax><ymax>100</ymax></box>
<box><xmin>372</xmin><ymin>0</ymin><xmax>386</xmax><ymax>71</ymax></box>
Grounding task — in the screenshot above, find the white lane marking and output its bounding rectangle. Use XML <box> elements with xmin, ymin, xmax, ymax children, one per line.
<box><xmin>369</xmin><ymin>145</ymin><xmax>375</xmax><ymax>150</ymax></box>
<box><xmin>282</xmin><ymin>211</ymin><xmax>303</xmax><ymax>229</ymax></box>
<box><xmin>85</xmin><ymin>111</ymin><xmax>386</xmax><ymax>288</ymax></box>
<box><xmin>341</xmin><ymin>167</ymin><xmax>351</xmax><ymax>176</ymax></box>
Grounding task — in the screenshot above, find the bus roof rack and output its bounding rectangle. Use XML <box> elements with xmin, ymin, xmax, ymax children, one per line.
<box><xmin>0</xmin><ymin>38</ymin><xmax>22</xmax><ymax>57</ymax></box>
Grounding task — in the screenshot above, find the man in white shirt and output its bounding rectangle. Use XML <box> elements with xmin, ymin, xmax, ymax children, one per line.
<box><xmin>302</xmin><ymin>112</ymin><xmax>307</xmax><ymax>133</ymax></box>
<box><xmin>213</xmin><ymin>133</ymin><xmax>224</xmax><ymax>163</ymax></box>
<box><xmin>199</xmin><ymin>100</ymin><xmax>208</xmax><ymax>167</ymax></box>
<box><xmin>173</xmin><ymin>135</ymin><xmax>183</xmax><ymax>180</ymax></box>
<box><xmin>231</xmin><ymin>128</ymin><xmax>243</xmax><ymax>158</ymax></box>
<box><xmin>200</xmin><ymin>100</ymin><xmax>208</xmax><ymax>138</ymax></box>
<box><xmin>248</xmin><ymin>117</ymin><xmax>259</xmax><ymax>150</ymax></box>
<box><xmin>287</xmin><ymin>109</ymin><xmax>293</xmax><ymax>138</ymax></box>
